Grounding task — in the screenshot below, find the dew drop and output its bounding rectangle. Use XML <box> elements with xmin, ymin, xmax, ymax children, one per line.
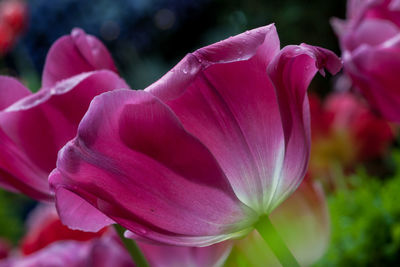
<box><xmin>137</xmin><ymin>228</ymin><xmax>148</xmax><ymax>235</ymax></box>
<box><xmin>182</xmin><ymin>69</ymin><xmax>188</xmax><ymax>74</ymax></box>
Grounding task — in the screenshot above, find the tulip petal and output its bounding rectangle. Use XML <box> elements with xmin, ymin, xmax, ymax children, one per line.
<box><xmin>390</xmin><ymin>0</ymin><xmax>400</xmax><ymax>10</ymax></box>
<box><xmin>140</xmin><ymin>241</ymin><xmax>232</xmax><ymax>267</ymax></box>
<box><xmin>42</xmin><ymin>28</ymin><xmax>117</xmax><ymax>88</ymax></box>
<box><xmin>147</xmin><ymin>26</ymin><xmax>341</xmax><ymax>214</ymax></box>
<box><xmin>267</xmin><ymin>44</ymin><xmax>341</xmax><ymax>207</ymax></box>
<box><xmin>50</xmin><ymin>89</ymin><xmax>255</xmax><ymax>246</ymax></box>
<box><xmin>343</xmin><ymin>19</ymin><xmax>399</xmax><ymax>51</ymax></box>
<box><xmin>0</xmin><ymin>71</ymin><xmax>128</xmax><ymax>200</ymax></box>
<box><xmin>0</xmin><ymin>76</ymin><xmax>31</xmax><ymax>110</ymax></box>
<box><xmin>52</xmin><ymin>174</ymin><xmax>116</xmax><ymax>232</ymax></box>
<box><xmin>345</xmin><ymin>41</ymin><xmax>400</xmax><ymax>122</ymax></box>
<box><xmin>147</xmin><ymin>25</ymin><xmax>285</xmax><ymax>213</ymax></box>
<box><xmin>0</xmin><ymin>241</ymin><xmax>91</xmax><ymax>267</ymax></box>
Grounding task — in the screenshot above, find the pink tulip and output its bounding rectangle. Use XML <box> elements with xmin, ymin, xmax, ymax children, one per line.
<box><xmin>50</xmin><ymin>24</ymin><xmax>341</xmax><ymax>246</ymax></box>
<box><xmin>0</xmin><ymin>204</ymin><xmax>231</xmax><ymax>267</ymax></box>
<box><xmin>0</xmin><ymin>28</ymin><xmax>128</xmax><ymax>201</ymax></box>
<box><xmin>225</xmin><ymin>179</ymin><xmax>329</xmax><ymax>266</ymax></box>
<box><xmin>332</xmin><ymin>0</ymin><xmax>400</xmax><ymax>122</ymax></box>
<box><xmin>1</xmin><ymin>236</ymin><xmax>231</xmax><ymax>267</ymax></box>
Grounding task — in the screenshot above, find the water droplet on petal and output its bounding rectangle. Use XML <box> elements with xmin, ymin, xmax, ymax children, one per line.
<box><xmin>137</xmin><ymin>228</ymin><xmax>147</xmax><ymax>235</ymax></box>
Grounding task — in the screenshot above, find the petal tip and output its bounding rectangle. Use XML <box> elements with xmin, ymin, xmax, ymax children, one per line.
<box><xmin>300</xmin><ymin>43</ymin><xmax>343</xmax><ymax>75</ymax></box>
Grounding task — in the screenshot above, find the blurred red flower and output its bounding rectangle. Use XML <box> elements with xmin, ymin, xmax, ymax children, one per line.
<box><xmin>309</xmin><ymin>92</ymin><xmax>395</xmax><ymax>186</ymax></box>
<box><xmin>0</xmin><ymin>0</ymin><xmax>27</xmax><ymax>54</ymax></box>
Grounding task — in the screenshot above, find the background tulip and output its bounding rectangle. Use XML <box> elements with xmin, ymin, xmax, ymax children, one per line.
<box><xmin>332</xmin><ymin>0</ymin><xmax>400</xmax><ymax>123</ymax></box>
<box><xmin>0</xmin><ymin>28</ymin><xmax>128</xmax><ymax>201</ymax></box>
<box><xmin>0</xmin><ymin>204</ymin><xmax>231</xmax><ymax>267</ymax></box>
<box><xmin>50</xmin><ymin>24</ymin><xmax>341</xmax><ymax>251</ymax></box>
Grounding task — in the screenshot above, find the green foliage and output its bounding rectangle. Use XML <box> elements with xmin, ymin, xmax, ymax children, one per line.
<box><xmin>314</xmin><ymin>150</ymin><xmax>400</xmax><ymax>266</ymax></box>
<box><xmin>0</xmin><ymin>189</ymin><xmax>32</xmax><ymax>244</ymax></box>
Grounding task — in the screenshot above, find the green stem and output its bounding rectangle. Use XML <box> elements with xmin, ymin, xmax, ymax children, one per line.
<box><xmin>113</xmin><ymin>224</ymin><xmax>150</xmax><ymax>267</ymax></box>
<box><xmin>255</xmin><ymin>215</ymin><xmax>301</xmax><ymax>267</ymax></box>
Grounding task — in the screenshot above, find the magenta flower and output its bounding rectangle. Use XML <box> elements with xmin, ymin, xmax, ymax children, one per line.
<box><xmin>0</xmin><ymin>204</ymin><xmax>231</xmax><ymax>267</ymax></box>
<box><xmin>332</xmin><ymin>0</ymin><xmax>400</xmax><ymax>122</ymax></box>
<box><xmin>0</xmin><ymin>236</ymin><xmax>231</xmax><ymax>267</ymax></box>
<box><xmin>0</xmin><ymin>28</ymin><xmax>128</xmax><ymax>201</ymax></box>
<box><xmin>50</xmin><ymin>24</ymin><xmax>341</xmax><ymax>246</ymax></box>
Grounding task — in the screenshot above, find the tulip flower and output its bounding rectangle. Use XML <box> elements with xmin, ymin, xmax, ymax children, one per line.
<box><xmin>332</xmin><ymin>0</ymin><xmax>400</xmax><ymax>123</ymax></box>
<box><xmin>0</xmin><ymin>204</ymin><xmax>231</xmax><ymax>267</ymax></box>
<box><xmin>0</xmin><ymin>28</ymin><xmax>128</xmax><ymax>201</ymax></box>
<box><xmin>309</xmin><ymin>92</ymin><xmax>394</xmax><ymax>187</ymax></box>
<box><xmin>225</xmin><ymin>179</ymin><xmax>329</xmax><ymax>266</ymax></box>
<box><xmin>1</xmin><ymin>237</ymin><xmax>231</xmax><ymax>267</ymax></box>
<box><xmin>50</xmin><ymin>24</ymin><xmax>340</xmax><ymax>265</ymax></box>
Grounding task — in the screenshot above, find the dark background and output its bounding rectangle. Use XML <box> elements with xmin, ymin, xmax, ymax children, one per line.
<box><xmin>1</xmin><ymin>0</ymin><xmax>346</xmax><ymax>91</ymax></box>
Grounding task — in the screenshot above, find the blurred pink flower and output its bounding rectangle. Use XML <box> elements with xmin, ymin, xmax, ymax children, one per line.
<box><xmin>50</xmin><ymin>24</ymin><xmax>341</xmax><ymax>246</ymax></box>
<box><xmin>309</xmin><ymin>92</ymin><xmax>394</xmax><ymax>178</ymax></box>
<box><xmin>226</xmin><ymin>179</ymin><xmax>329</xmax><ymax>266</ymax></box>
<box><xmin>332</xmin><ymin>0</ymin><xmax>400</xmax><ymax>122</ymax></box>
<box><xmin>0</xmin><ymin>204</ymin><xmax>231</xmax><ymax>267</ymax></box>
<box><xmin>0</xmin><ymin>28</ymin><xmax>128</xmax><ymax>201</ymax></box>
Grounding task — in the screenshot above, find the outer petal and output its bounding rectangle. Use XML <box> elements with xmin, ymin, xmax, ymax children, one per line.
<box><xmin>147</xmin><ymin>24</ymin><xmax>340</xmax><ymax>214</ymax></box>
<box><xmin>42</xmin><ymin>28</ymin><xmax>117</xmax><ymax>88</ymax></box>
<box><xmin>0</xmin><ymin>71</ymin><xmax>128</xmax><ymax>200</ymax></box>
<box><xmin>50</xmin><ymin>89</ymin><xmax>255</xmax><ymax>246</ymax></box>
<box><xmin>266</xmin><ymin>44</ymin><xmax>341</xmax><ymax>208</ymax></box>
<box><xmin>0</xmin><ymin>76</ymin><xmax>31</xmax><ymax>110</ymax></box>
<box><xmin>21</xmin><ymin>204</ymin><xmax>106</xmax><ymax>255</ymax></box>
<box><xmin>343</xmin><ymin>19</ymin><xmax>399</xmax><ymax>51</ymax></box>
<box><xmin>0</xmin><ymin>241</ymin><xmax>91</xmax><ymax>267</ymax></box>
<box><xmin>140</xmin><ymin>241</ymin><xmax>232</xmax><ymax>267</ymax></box>
<box><xmin>147</xmin><ymin>24</ymin><xmax>285</xmax><ymax>213</ymax></box>
<box><xmin>344</xmin><ymin>40</ymin><xmax>400</xmax><ymax>122</ymax></box>
<box><xmin>0</xmin><ymin>77</ymin><xmax>32</xmax><ymax>193</ymax></box>
<box><xmin>90</xmin><ymin>232</ymin><xmax>232</xmax><ymax>267</ymax></box>
<box><xmin>86</xmin><ymin>234</ymin><xmax>134</xmax><ymax>267</ymax></box>
<box><xmin>225</xmin><ymin>180</ymin><xmax>330</xmax><ymax>267</ymax></box>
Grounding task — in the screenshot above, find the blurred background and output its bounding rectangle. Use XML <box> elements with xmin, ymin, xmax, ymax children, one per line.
<box><xmin>0</xmin><ymin>0</ymin><xmax>346</xmax><ymax>91</ymax></box>
<box><xmin>4</xmin><ymin>0</ymin><xmax>400</xmax><ymax>266</ymax></box>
